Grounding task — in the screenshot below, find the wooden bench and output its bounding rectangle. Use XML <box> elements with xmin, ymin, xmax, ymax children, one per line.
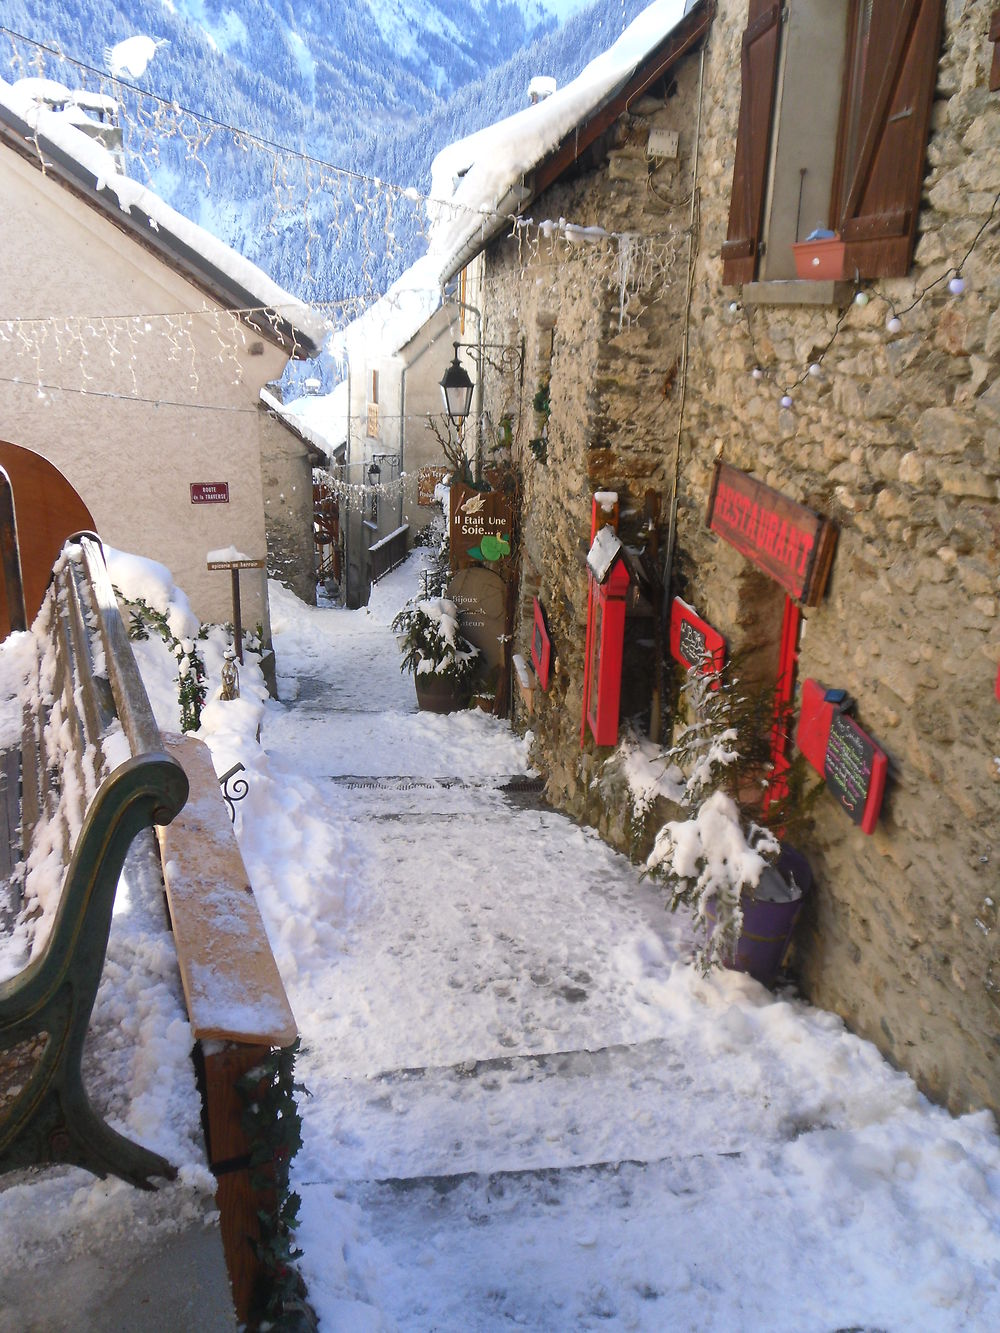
<box><xmin>2</xmin><ymin>533</ymin><xmax>298</xmax><ymax>1319</ymax></box>
<box><xmin>0</xmin><ymin>535</ymin><xmax>189</xmax><ymax>1189</ymax></box>
<box><xmin>156</xmin><ymin>731</ymin><xmax>297</xmax><ymax>1323</ymax></box>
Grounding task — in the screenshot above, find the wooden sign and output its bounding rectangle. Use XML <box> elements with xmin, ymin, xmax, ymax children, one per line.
<box><xmin>531</xmin><ymin>598</ymin><xmax>552</xmax><ymax>690</ymax></box>
<box><xmin>447</xmin><ymin>566</ymin><xmax>506</xmax><ymax>671</ymax></box>
<box><xmin>450</xmin><ymin>482</ymin><xmax>513</xmax><ymax>573</ymax></box>
<box><xmin>706</xmin><ymin>462</ymin><xmax>837</xmax><ymax>606</ymax></box>
<box><xmin>191</xmin><ymin>482</ymin><xmax>230</xmax><ymax>504</ymax></box>
<box><xmin>418</xmin><ymin>466</ymin><xmax>448</xmax><ymax>507</ymax></box>
<box><xmin>207</xmin><ymin>556</ymin><xmax>266</xmax><ymax>571</ymax></box>
<box><xmin>796</xmin><ymin>678</ymin><xmax>888</xmax><ymax>835</ymax></box>
<box><xmin>669</xmin><ymin>597</ymin><xmax>725</xmax><ymax>674</ymax></box>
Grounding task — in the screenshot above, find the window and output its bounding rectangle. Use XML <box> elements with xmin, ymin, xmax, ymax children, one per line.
<box><xmin>722</xmin><ymin>0</ymin><xmax>945</xmax><ymax>286</ymax></box>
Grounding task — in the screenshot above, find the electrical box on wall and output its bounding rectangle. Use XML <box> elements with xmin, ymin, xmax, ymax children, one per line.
<box><xmin>647</xmin><ymin>127</ymin><xmax>679</xmax><ymax>159</ymax></box>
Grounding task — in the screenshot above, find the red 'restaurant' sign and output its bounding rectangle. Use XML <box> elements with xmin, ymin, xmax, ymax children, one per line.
<box><xmin>706</xmin><ymin>462</ymin><xmax>837</xmax><ymax>606</ymax></box>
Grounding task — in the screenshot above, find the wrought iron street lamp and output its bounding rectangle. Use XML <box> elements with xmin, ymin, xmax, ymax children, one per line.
<box><xmin>439</xmin><ymin>344</ymin><xmax>475</xmax><ymax>425</ymax></box>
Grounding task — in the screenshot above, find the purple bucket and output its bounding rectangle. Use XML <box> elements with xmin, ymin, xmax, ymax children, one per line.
<box><xmin>710</xmin><ymin>846</ymin><xmax>813</xmax><ymax>986</ymax></box>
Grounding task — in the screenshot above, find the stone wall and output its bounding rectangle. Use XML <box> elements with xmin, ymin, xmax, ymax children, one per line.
<box><xmin>478</xmin><ymin>0</ymin><xmax>1000</xmax><ymax>1116</ymax></box>
<box><xmin>261</xmin><ymin>414</ymin><xmax>317</xmax><ymax>607</ymax></box>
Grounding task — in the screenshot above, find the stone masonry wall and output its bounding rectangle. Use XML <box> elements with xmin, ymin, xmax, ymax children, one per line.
<box><xmin>478</xmin><ymin>56</ymin><xmax>698</xmax><ymax>828</ymax></box>
<box><xmin>678</xmin><ymin>0</ymin><xmax>1000</xmax><ymax>1114</ymax></box>
<box><xmin>480</xmin><ymin>0</ymin><xmax>1000</xmax><ymax>1117</ymax></box>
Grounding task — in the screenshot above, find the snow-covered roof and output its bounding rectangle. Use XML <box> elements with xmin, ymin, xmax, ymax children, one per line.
<box><xmin>0</xmin><ymin>77</ymin><xmax>327</xmax><ymax>357</ymax></box>
<box><xmin>427</xmin><ymin>0</ymin><xmax>710</xmax><ymax>283</ymax></box>
<box><xmin>264</xmin><ymin>378</ymin><xmax>349</xmax><ymax>464</ymax></box>
<box><xmin>330</xmin><ymin>253</ymin><xmax>446</xmax><ymax>365</ymax></box>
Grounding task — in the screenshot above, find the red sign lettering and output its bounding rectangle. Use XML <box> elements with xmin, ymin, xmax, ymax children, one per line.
<box><xmin>707</xmin><ymin>463</ymin><xmax>836</xmax><ymax>606</ymax></box>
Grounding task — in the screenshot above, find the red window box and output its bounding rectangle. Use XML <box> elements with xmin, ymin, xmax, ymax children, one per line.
<box><xmin>792</xmin><ymin>235</ymin><xmax>846</xmax><ymax>281</ymax></box>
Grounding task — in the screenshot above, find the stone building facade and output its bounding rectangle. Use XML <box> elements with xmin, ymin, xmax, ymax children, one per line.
<box><xmin>464</xmin><ymin>0</ymin><xmax>1000</xmax><ymax>1115</ymax></box>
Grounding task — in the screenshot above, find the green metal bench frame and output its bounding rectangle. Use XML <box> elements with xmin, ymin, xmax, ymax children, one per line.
<box><xmin>0</xmin><ymin>536</ymin><xmax>188</xmax><ymax>1190</ymax></box>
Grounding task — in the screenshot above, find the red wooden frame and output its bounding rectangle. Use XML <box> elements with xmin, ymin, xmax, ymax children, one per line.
<box><xmin>669</xmin><ymin>597</ymin><xmax>725</xmax><ymax>674</ymax></box>
<box><xmin>796</xmin><ymin>678</ymin><xmax>888</xmax><ymax>835</ymax></box>
<box><xmin>762</xmin><ymin>596</ymin><xmax>801</xmax><ymax>816</ymax></box>
<box><xmin>584</xmin><ymin>556</ymin><xmax>630</xmax><ymax>747</ymax></box>
<box><xmin>531</xmin><ymin>598</ymin><xmax>552</xmax><ymax>691</ymax></box>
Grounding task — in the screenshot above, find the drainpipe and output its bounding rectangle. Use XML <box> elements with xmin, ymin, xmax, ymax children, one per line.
<box><xmin>655</xmin><ymin>40</ymin><xmax>707</xmax><ymax>742</ymax></box>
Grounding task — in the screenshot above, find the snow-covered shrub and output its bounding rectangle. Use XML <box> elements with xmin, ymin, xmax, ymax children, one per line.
<box><xmin>644</xmin><ymin>661</ymin><xmax>780</xmax><ymax>972</ymax></box>
<box><xmin>391</xmin><ymin>597</ymin><xmax>479</xmax><ymax>689</ymax></box>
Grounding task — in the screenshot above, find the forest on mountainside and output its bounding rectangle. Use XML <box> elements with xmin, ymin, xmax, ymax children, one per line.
<box><xmin>0</xmin><ymin>0</ymin><xmax>662</xmax><ymax>311</ymax></box>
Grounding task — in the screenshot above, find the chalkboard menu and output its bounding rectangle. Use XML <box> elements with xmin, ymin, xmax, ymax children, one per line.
<box><xmin>823</xmin><ymin>712</ymin><xmax>878</xmax><ymax>827</ymax></box>
<box><xmin>678</xmin><ymin>617</ymin><xmax>706</xmax><ymax>667</ymax></box>
<box><xmin>669</xmin><ymin>597</ymin><xmax>725</xmax><ymax>674</ymax></box>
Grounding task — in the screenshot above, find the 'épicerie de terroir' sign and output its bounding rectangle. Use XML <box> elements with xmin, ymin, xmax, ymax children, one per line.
<box><xmin>706</xmin><ymin>462</ymin><xmax>837</xmax><ymax>606</ymax></box>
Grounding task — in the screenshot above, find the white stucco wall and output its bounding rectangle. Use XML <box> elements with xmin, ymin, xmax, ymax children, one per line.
<box><xmin>0</xmin><ymin>147</ymin><xmax>290</xmax><ymax>627</ymax></box>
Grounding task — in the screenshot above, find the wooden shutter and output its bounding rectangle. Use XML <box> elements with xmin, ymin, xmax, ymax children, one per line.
<box><xmin>832</xmin><ymin>0</ymin><xmax>944</xmax><ymax>278</ymax></box>
<box><xmin>721</xmin><ymin>2</ymin><xmax>783</xmax><ymax>286</ymax></box>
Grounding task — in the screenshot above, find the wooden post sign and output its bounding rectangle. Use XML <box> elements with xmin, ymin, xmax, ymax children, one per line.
<box><xmin>207</xmin><ymin>550</ymin><xmax>265</xmax><ymax>664</ymax></box>
<box><xmin>449</xmin><ymin>482</ymin><xmax>514</xmax><ymax>573</ymax></box>
<box><xmin>795</xmin><ymin>678</ymin><xmax>888</xmax><ymax>834</ymax></box>
<box><xmin>706</xmin><ymin>462</ymin><xmax>837</xmax><ymax>606</ymax></box>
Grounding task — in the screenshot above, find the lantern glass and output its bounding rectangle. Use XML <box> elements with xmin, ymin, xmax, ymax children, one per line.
<box><xmin>439</xmin><ymin>351</ymin><xmax>474</xmax><ymax>422</ymax></box>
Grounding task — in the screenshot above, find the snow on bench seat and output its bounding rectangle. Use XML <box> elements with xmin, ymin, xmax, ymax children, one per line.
<box><xmin>156</xmin><ymin>732</ymin><xmax>296</xmax><ymax>1049</ymax></box>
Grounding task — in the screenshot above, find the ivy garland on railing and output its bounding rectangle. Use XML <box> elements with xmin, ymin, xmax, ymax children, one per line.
<box><xmin>236</xmin><ymin>1039</ymin><xmax>315</xmax><ymax>1330</ymax></box>
<box><xmin>116</xmin><ymin>590</ymin><xmax>208</xmax><ymax>731</ymax></box>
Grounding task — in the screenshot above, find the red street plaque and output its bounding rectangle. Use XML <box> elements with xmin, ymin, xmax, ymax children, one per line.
<box><xmin>706</xmin><ymin>462</ymin><xmax>837</xmax><ymax>606</ymax></box>
<box><xmin>191</xmin><ymin>482</ymin><xmax>230</xmax><ymax>504</ymax></box>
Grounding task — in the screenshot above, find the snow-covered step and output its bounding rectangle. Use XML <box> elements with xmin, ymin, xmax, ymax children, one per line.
<box><xmin>297</xmin><ymin>1036</ymin><xmax>767</xmax><ymax>1185</ymax></box>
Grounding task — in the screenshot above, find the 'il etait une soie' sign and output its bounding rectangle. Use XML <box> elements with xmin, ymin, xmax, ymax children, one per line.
<box><xmin>706</xmin><ymin>462</ymin><xmax>837</xmax><ymax>606</ymax></box>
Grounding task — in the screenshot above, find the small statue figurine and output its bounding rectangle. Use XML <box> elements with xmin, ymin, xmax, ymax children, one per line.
<box><xmin>220</xmin><ymin>646</ymin><xmax>240</xmax><ymax>701</ymax></box>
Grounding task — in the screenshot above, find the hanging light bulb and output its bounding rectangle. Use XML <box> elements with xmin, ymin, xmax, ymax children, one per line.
<box><xmin>728</xmin><ymin>301</ymin><xmax>741</xmax><ymax>314</ymax></box>
<box><xmin>854</xmin><ymin>290</ymin><xmax>870</xmax><ymax>307</ymax></box>
<box><xmin>886</xmin><ymin>315</ymin><xmax>902</xmax><ymax>334</ymax></box>
<box><xmin>751</xmin><ymin>366</ymin><xmax>764</xmax><ymax>380</ymax></box>
<box><xmin>780</xmin><ymin>394</ymin><xmax>794</xmax><ymax>408</ymax></box>
<box><xmin>808</xmin><ymin>362</ymin><xmax>822</xmax><ymax>378</ymax></box>
<box><xmin>948</xmin><ymin>275</ymin><xmax>966</xmax><ymax>296</ymax></box>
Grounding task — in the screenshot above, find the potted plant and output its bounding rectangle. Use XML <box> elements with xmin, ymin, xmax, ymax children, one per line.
<box><xmin>644</xmin><ymin>658</ymin><xmax>816</xmax><ymax>982</ymax></box>
<box><xmin>392</xmin><ymin>597</ymin><xmax>479</xmax><ymax>713</ymax></box>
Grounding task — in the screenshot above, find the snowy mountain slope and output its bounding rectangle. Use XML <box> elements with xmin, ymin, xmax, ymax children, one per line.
<box><xmin>0</xmin><ymin>1</ymin><xmax>662</xmax><ymax>307</ymax></box>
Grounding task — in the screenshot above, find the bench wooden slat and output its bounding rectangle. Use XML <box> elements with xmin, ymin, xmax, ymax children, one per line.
<box><xmin>157</xmin><ymin>733</ymin><xmax>296</xmax><ymax>1049</ymax></box>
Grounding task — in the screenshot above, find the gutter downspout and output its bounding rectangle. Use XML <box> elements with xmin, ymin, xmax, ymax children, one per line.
<box><xmin>654</xmin><ymin>39</ymin><xmax>706</xmax><ymax>742</ymax></box>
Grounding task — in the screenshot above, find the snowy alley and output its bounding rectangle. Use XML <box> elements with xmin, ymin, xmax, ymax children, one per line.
<box><xmin>230</xmin><ymin>553</ymin><xmax>1000</xmax><ymax>1331</ymax></box>
<box><xmin>2</xmin><ymin>545</ymin><xmax>999</xmax><ymax>1332</ymax></box>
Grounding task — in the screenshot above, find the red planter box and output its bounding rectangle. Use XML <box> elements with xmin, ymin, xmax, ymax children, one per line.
<box><xmin>792</xmin><ymin>236</ymin><xmax>846</xmax><ymax>281</ymax></box>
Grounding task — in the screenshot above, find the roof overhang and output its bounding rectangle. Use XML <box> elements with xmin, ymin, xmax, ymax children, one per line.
<box><xmin>0</xmin><ymin>101</ymin><xmax>323</xmax><ymax>359</ymax></box>
<box><xmin>440</xmin><ymin>0</ymin><xmax>715</xmax><ymax>285</ymax></box>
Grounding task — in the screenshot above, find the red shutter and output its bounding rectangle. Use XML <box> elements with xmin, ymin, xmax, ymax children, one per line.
<box><xmin>833</xmin><ymin>0</ymin><xmax>945</xmax><ymax>279</ymax></box>
<box><xmin>721</xmin><ymin>2</ymin><xmax>783</xmax><ymax>286</ymax></box>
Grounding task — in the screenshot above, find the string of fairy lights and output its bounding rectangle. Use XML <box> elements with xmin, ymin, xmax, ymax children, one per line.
<box><xmin>729</xmin><ymin>183</ymin><xmax>1000</xmax><ymax>409</ymax></box>
<box><xmin>0</xmin><ymin>20</ymin><xmax>690</xmax><ymax>403</ymax></box>
<box><xmin>3</xmin><ymin>19</ymin><xmax>995</xmax><ymax>444</ymax></box>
